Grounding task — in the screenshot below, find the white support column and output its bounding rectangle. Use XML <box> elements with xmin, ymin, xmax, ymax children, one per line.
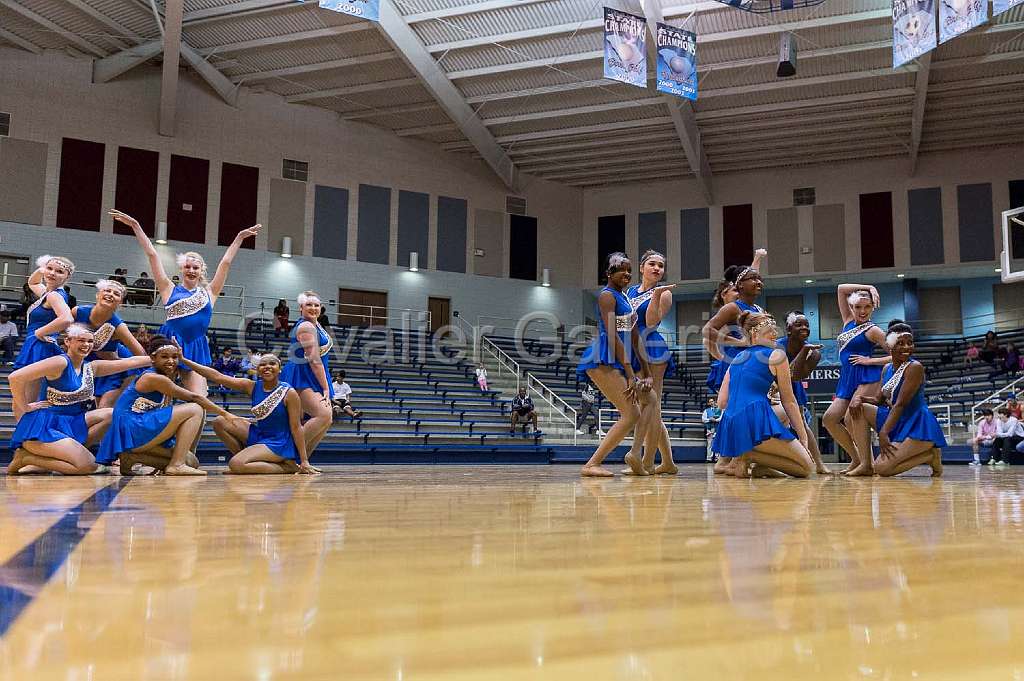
<box><xmin>909</xmin><ymin>52</ymin><xmax>931</xmax><ymax>175</ymax></box>
<box><xmin>159</xmin><ymin>0</ymin><xmax>184</xmax><ymax>137</ymax></box>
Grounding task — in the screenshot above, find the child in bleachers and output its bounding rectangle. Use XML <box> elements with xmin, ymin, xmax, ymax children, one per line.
<box><xmin>475</xmin><ymin>363</ymin><xmax>488</xmax><ymax>391</ymax></box>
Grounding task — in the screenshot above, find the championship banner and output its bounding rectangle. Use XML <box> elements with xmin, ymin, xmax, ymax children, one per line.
<box><xmin>603</xmin><ymin>8</ymin><xmax>647</xmax><ymax>89</ymax></box>
<box><xmin>655</xmin><ymin>23</ymin><xmax>697</xmax><ymax>100</ymax></box>
<box><xmin>993</xmin><ymin>0</ymin><xmax>1024</xmax><ymax>17</ymax></box>
<box><xmin>319</xmin><ymin>0</ymin><xmax>379</xmax><ymax>23</ymax></box>
<box><xmin>893</xmin><ymin>0</ymin><xmax>937</xmax><ymax>68</ymax></box>
<box><xmin>939</xmin><ymin>0</ymin><xmax>987</xmax><ymax>44</ymax></box>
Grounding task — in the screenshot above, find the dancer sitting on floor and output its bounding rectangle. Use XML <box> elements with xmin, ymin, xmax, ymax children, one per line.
<box><xmin>96</xmin><ymin>336</ymin><xmax>247</xmax><ymax>476</ymax></box>
<box><xmin>179</xmin><ymin>352</ymin><xmax>320</xmax><ymax>474</ymax></box>
<box><xmin>854</xmin><ymin>322</ymin><xmax>945</xmax><ymax>477</ymax></box>
<box><xmin>774</xmin><ymin>311</ymin><xmax>830</xmax><ymax>475</ymax></box>
<box><xmin>8</xmin><ymin>324</ymin><xmax>151</xmax><ymax>475</ymax></box>
<box><xmin>712</xmin><ymin>311</ymin><xmax>814</xmax><ymax>478</ymax></box>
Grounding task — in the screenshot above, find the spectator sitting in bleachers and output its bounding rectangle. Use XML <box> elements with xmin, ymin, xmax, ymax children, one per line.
<box><xmin>18</xmin><ymin>284</ymin><xmax>34</xmax><ymax>322</ymax></box>
<box><xmin>990</xmin><ymin>407</ymin><xmax>1024</xmax><ymax>466</ymax></box>
<box><xmin>63</xmin><ymin>285</ymin><xmax>76</xmax><ymax>309</ymax></box>
<box><xmin>1008</xmin><ymin>396</ymin><xmax>1022</xmax><ymax>420</ymax></box>
<box><xmin>273</xmin><ymin>299</ymin><xmax>290</xmax><ymax>337</ymax></box>
<box><xmin>134</xmin><ymin>324</ymin><xmax>152</xmax><ymax>347</ymax></box>
<box><xmin>981</xmin><ymin>330</ymin><xmax>1000</xmax><ymax>365</ymax></box>
<box><xmin>0</xmin><ymin>312</ymin><xmax>17</xmax><ymax>365</ymax></box>
<box><xmin>331</xmin><ymin>370</ymin><xmax>363</xmax><ymax>419</ymax></box>
<box><xmin>130</xmin><ymin>272</ymin><xmax>155</xmax><ymax>306</ymax></box>
<box><xmin>241</xmin><ymin>349</ymin><xmax>262</xmax><ymax>378</ymax></box>
<box><xmin>475</xmin><ymin>363</ymin><xmax>488</xmax><ymax>391</ymax></box>
<box><xmin>510</xmin><ymin>387</ymin><xmax>539</xmax><ymax>434</ymax></box>
<box><xmin>971</xmin><ymin>408</ymin><xmax>996</xmax><ymax>466</ymax></box>
<box><xmin>213</xmin><ymin>347</ymin><xmax>243</xmax><ymax>377</ymax></box>
<box><xmin>964</xmin><ymin>341</ymin><xmax>979</xmax><ymax>368</ymax></box>
<box><xmin>109</xmin><ymin>268</ymin><xmax>128</xmax><ymax>286</ymax></box>
<box><xmin>575</xmin><ymin>382</ymin><xmax>598</xmax><ymax>435</ymax></box>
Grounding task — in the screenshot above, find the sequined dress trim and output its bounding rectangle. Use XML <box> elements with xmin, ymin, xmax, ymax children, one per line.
<box><xmin>251</xmin><ymin>383</ymin><xmax>290</xmax><ymax>421</ymax></box>
<box><xmin>165</xmin><ymin>287</ymin><xmax>210</xmax><ymax>320</ymax></box>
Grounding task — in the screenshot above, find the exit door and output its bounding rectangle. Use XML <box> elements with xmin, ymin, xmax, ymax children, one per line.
<box><xmin>428</xmin><ymin>297</ymin><xmax>450</xmax><ymax>334</ymax></box>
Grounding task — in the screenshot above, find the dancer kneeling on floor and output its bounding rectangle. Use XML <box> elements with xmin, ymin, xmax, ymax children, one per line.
<box><xmin>853</xmin><ymin>323</ymin><xmax>945</xmax><ymax>477</ymax></box>
<box><xmin>8</xmin><ymin>324</ymin><xmax>151</xmax><ymax>475</ymax></box>
<box><xmin>712</xmin><ymin>311</ymin><xmax>814</xmax><ymax>478</ymax></box>
<box><xmin>179</xmin><ymin>353</ymin><xmax>320</xmax><ymax>474</ymax></box>
<box><xmin>96</xmin><ymin>336</ymin><xmax>247</xmax><ymax>476</ymax></box>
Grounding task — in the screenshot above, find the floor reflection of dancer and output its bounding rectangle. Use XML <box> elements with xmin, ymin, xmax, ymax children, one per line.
<box><xmin>703</xmin><ymin>266</ymin><xmax>767</xmax><ymax>473</ymax></box>
<box><xmin>72</xmin><ymin>279</ymin><xmax>147</xmax><ymax>408</ymax></box>
<box><xmin>625</xmin><ymin>249</ymin><xmax>677</xmax><ymax>475</ymax></box>
<box><xmin>822</xmin><ymin>284</ymin><xmax>887</xmax><ymax>476</ymax></box>
<box><xmin>576</xmin><ymin>253</ymin><xmax>655</xmax><ymax>477</ymax></box>
<box><xmin>712</xmin><ymin>311</ymin><xmax>813</xmax><ymax>478</ymax></box>
<box><xmin>180</xmin><ymin>353</ymin><xmax>321</xmax><ymax>474</ymax></box>
<box><xmin>856</xmin><ymin>323</ymin><xmax>945</xmax><ymax>477</ymax></box>
<box><xmin>96</xmin><ymin>336</ymin><xmax>247</xmax><ymax>476</ymax></box>
<box><xmin>8</xmin><ymin>324</ymin><xmax>150</xmax><ymax>475</ymax></box>
<box><xmin>111</xmin><ymin>209</ymin><xmax>259</xmax><ymax>397</ymax></box>
<box><xmin>776</xmin><ymin>311</ymin><xmax>830</xmax><ymax>475</ymax></box>
<box><xmin>12</xmin><ymin>255</ymin><xmax>75</xmax><ymax>419</ymax></box>
<box><xmin>280</xmin><ymin>291</ymin><xmax>334</xmax><ymax>453</ymax></box>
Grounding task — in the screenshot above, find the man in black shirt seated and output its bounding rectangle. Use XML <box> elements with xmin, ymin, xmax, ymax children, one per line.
<box><xmin>510</xmin><ymin>387</ymin><xmax>539</xmax><ymax>434</ymax></box>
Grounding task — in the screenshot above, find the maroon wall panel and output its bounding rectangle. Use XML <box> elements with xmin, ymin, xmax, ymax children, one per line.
<box><xmin>167</xmin><ymin>154</ymin><xmax>209</xmax><ymax>244</ymax></box>
<box><xmin>859</xmin><ymin>192</ymin><xmax>895</xmax><ymax>268</ymax></box>
<box><xmin>56</xmin><ymin>138</ymin><xmax>105</xmax><ymax>231</ymax></box>
<box><xmin>217</xmin><ymin>162</ymin><xmax>259</xmax><ymax>247</ymax></box>
<box><xmin>113</xmin><ymin>146</ymin><xmax>159</xmax><ymax>236</ymax></box>
<box><xmin>722</xmin><ymin>204</ymin><xmax>754</xmax><ymax>269</ymax></box>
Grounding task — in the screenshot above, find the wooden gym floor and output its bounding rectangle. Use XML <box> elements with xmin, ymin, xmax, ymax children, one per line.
<box><xmin>0</xmin><ymin>464</ymin><xmax>1022</xmax><ymax>680</ymax></box>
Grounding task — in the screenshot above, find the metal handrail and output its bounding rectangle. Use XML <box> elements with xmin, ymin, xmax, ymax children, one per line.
<box><xmin>928</xmin><ymin>404</ymin><xmax>953</xmax><ymax>439</ymax></box>
<box><xmin>970</xmin><ymin>375</ymin><xmax>1024</xmax><ymax>429</ymax></box>
<box><xmin>451</xmin><ymin>313</ymin><xmax>478</xmax><ymax>358</ymax></box>
<box><xmin>597</xmin><ymin>408</ymin><xmax>707</xmax><ymax>443</ymax></box>
<box><xmin>480</xmin><ymin>336</ymin><xmax>520</xmax><ymax>391</ymax></box>
<box><xmin>525</xmin><ymin>371</ymin><xmax>577</xmax><ymax>446</ymax></box>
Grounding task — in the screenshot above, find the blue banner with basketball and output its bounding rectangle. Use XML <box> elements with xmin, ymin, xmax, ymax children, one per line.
<box><xmin>939</xmin><ymin>0</ymin><xmax>987</xmax><ymax>44</ymax></box>
<box><xmin>655</xmin><ymin>23</ymin><xmax>697</xmax><ymax>100</ymax></box>
<box><xmin>603</xmin><ymin>7</ymin><xmax>647</xmax><ymax>89</ymax></box>
<box><xmin>319</xmin><ymin>0</ymin><xmax>379</xmax><ymax>22</ymax></box>
<box><xmin>993</xmin><ymin>0</ymin><xmax>1024</xmax><ymax>17</ymax></box>
<box><xmin>893</xmin><ymin>0</ymin><xmax>936</xmax><ymax>68</ymax></box>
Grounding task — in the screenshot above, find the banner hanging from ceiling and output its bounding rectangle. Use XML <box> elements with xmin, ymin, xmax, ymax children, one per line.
<box><xmin>319</xmin><ymin>0</ymin><xmax>379</xmax><ymax>23</ymax></box>
<box><xmin>655</xmin><ymin>23</ymin><xmax>698</xmax><ymax>100</ymax></box>
<box><xmin>603</xmin><ymin>8</ymin><xmax>647</xmax><ymax>88</ymax></box>
<box><xmin>993</xmin><ymin>0</ymin><xmax>1024</xmax><ymax>17</ymax></box>
<box><xmin>892</xmin><ymin>0</ymin><xmax>937</xmax><ymax>68</ymax></box>
<box><xmin>939</xmin><ymin>0</ymin><xmax>988</xmax><ymax>44</ymax></box>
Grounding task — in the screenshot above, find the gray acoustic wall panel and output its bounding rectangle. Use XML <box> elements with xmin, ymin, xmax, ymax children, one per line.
<box><xmin>474</xmin><ymin>209</ymin><xmax>504</xmax><ymax>277</ymax></box>
<box><xmin>680</xmin><ymin>207</ymin><xmax>710</xmax><ymax>280</ymax></box>
<box><xmin>957</xmin><ymin>183</ymin><xmax>995</xmax><ymax>262</ymax></box>
<box><xmin>397</xmin><ymin>189</ymin><xmax>428</xmax><ymax>268</ymax></box>
<box><xmin>812</xmin><ymin>204</ymin><xmax>846</xmax><ymax>272</ymax></box>
<box><xmin>437</xmin><ymin>196</ymin><xmax>468</xmax><ymax>273</ymax></box>
<box><xmin>638</xmin><ymin>211</ymin><xmax>667</xmax><ymax>259</ymax></box>
<box><xmin>357</xmin><ymin>183</ymin><xmax>391</xmax><ymax>265</ymax></box>
<box><xmin>908</xmin><ymin>187</ymin><xmax>944</xmax><ymax>266</ymax></box>
<box><xmin>0</xmin><ymin>137</ymin><xmax>48</xmax><ymax>225</ymax></box>
<box><xmin>267</xmin><ymin>178</ymin><xmax>306</xmax><ymax>257</ymax></box>
<box><xmin>766</xmin><ymin>207</ymin><xmax>799</xmax><ymax>274</ymax></box>
<box><xmin>312</xmin><ymin>185</ymin><xmax>348</xmax><ymax>260</ymax></box>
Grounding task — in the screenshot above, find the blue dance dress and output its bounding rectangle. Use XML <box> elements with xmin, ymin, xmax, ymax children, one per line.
<box><xmin>627</xmin><ymin>284</ymin><xmax>675</xmax><ymax>378</ymax></box>
<box><xmin>13</xmin><ymin>288</ymin><xmax>69</xmax><ymax>369</ymax></box>
<box><xmin>11</xmin><ymin>355</ymin><xmax>94</xmax><ymax>450</ymax></box>
<box><xmin>706</xmin><ymin>300</ymin><xmax>763</xmax><ymax>393</ymax></box>
<box><xmin>711</xmin><ymin>344</ymin><xmax>795</xmax><ymax>457</ymax></box>
<box><xmin>245</xmin><ymin>381</ymin><xmax>300</xmax><ymax>461</ymax></box>
<box><xmin>158</xmin><ymin>285</ymin><xmax>213</xmax><ymax>367</ymax></box>
<box><xmin>874</xmin><ymin>361</ymin><xmax>947</xmax><ymax>447</ymax></box>
<box><xmin>835</xmin><ymin>320</ymin><xmax>882</xmax><ymax>400</ymax></box>
<box><xmin>281</xmin><ymin>321</ymin><xmax>334</xmax><ymax>397</ymax></box>
<box><xmin>577</xmin><ymin>287</ymin><xmax>637</xmax><ymax>380</ymax></box>
<box><xmin>96</xmin><ymin>369</ymin><xmax>175</xmax><ymax>464</ymax></box>
<box><xmin>74</xmin><ymin>305</ymin><xmax>134</xmax><ymax>397</ymax></box>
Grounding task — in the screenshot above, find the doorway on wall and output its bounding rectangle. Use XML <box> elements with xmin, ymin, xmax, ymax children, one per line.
<box><xmin>0</xmin><ymin>253</ymin><xmax>31</xmax><ymax>302</ymax></box>
<box><xmin>338</xmin><ymin>288</ymin><xmax>388</xmax><ymax>327</ymax></box>
<box><xmin>428</xmin><ymin>296</ymin><xmax>450</xmax><ymax>335</ymax></box>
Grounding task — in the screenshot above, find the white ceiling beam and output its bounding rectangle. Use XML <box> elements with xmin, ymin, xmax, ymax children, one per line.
<box><xmin>447</xmin><ymin>50</ymin><xmax>602</xmax><ymax>79</ymax></box>
<box><xmin>159</xmin><ymin>0</ymin><xmax>184</xmax><ymax>136</ymax></box>
<box><xmin>465</xmin><ymin>79</ymin><xmax>608</xmax><ymax>105</ymax></box>
<box><xmin>375</xmin><ymin>0</ymin><xmax>518</xmax><ymax>190</ymax></box>
<box><xmin>482</xmin><ymin>97</ymin><xmax>665</xmax><ymax>126</ymax></box>
<box><xmin>286</xmin><ymin>77</ymin><xmax>420</xmax><ymax>102</ymax></box>
<box><xmin>545</xmin><ymin>159</ymin><xmax>689</xmax><ymax>181</ymax></box>
<box><xmin>338</xmin><ymin>101</ymin><xmax>440</xmax><ymax>120</ymax></box>
<box><xmin>566</xmin><ymin>168</ymin><xmax>691</xmax><ymax>187</ymax></box>
<box><xmin>703</xmin><ymin>116</ymin><xmax>909</xmax><ymax>144</ymax></box>
<box><xmin>710</xmin><ymin>139</ymin><xmax>899</xmax><ymax>165</ymax></box>
<box><xmin>92</xmin><ymin>40</ymin><xmax>163</xmax><ymax>82</ymax></box>
<box><xmin>928</xmin><ymin>72</ymin><xmax>1024</xmax><ymax>93</ymax></box>
<box><xmin>231</xmin><ymin>52</ymin><xmax>397</xmax><ymax>82</ymax></box>
<box><xmin>184</xmin><ymin>0</ymin><xmax>300</xmax><ymax>25</ymax></box>
<box><xmin>395</xmin><ymin>123</ymin><xmax>459</xmax><ymax>137</ymax></box>
<box><xmin>0</xmin><ymin>26</ymin><xmax>41</xmax><ymax>53</ymax></box>
<box><xmin>697</xmin><ymin>88</ymin><xmax>915</xmax><ymax>120</ymax></box>
<box><xmin>0</xmin><ymin>0</ymin><xmax>108</xmax><ymax>57</ymax></box>
<box><xmin>503</xmin><ymin>127</ymin><xmax>677</xmax><ymax>155</ymax></box>
<box><xmin>180</xmin><ymin>42</ymin><xmax>240</xmax><ymax>106</ymax></box>
<box><xmin>711</xmin><ymin>149</ymin><xmax>902</xmax><ymax>174</ymax></box>
<box><xmin>197</xmin><ymin>24</ymin><xmax>371</xmax><ymax>55</ymax></box>
<box><xmin>519</xmin><ymin>146</ymin><xmax>687</xmax><ymax>173</ymax></box>
<box><xmin>64</xmin><ymin>0</ymin><xmax>140</xmax><ymax>47</ymax></box>
<box><xmin>495</xmin><ymin>116</ymin><xmax>673</xmax><ymax>144</ymax></box>
<box><xmin>404</xmin><ymin>0</ymin><xmax>550</xmax><ymax>24</ymax></box>
<box><xmin>701</xmin><ymin>66</ymin><xmax>915</xmax><ymax>99</ymax></box>
<box><xmin>908</xmin><ymin>52</ymin><xmax>931</xmax><ymax>175</ymax></box>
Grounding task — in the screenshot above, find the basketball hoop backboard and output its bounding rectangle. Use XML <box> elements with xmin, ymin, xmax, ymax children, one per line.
<box><xmin>1001</xmin><ymin>207</ymin><xmax>1024</xmax><ymax>283</ymax></box>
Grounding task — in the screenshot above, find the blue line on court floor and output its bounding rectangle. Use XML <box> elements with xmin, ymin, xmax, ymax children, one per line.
<box><xmin>0</xmin><ymin>478</ymin><xmax>130</xmax><ymax>636</ymax></box>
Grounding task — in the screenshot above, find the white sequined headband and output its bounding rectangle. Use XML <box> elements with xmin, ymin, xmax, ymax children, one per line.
<box><xmin>786</xmin><ymin>312</ymin><xmax>807</xmax><ymax>327</ymax></box>
<box><xmin>152</xmin><ymin>344</ymin><xmax>178</xmax><ymax>354</ymax></box>
<box><xmin>886</xmin><ymin>331</ymin><xmax>913</xmax><ymax>348</ymax></box>
<box><xmin>848</xmin><ymin>291</ymin><xmax>873</xmax><ymax>307</ymax></box>
<box><xmin>95</xmin><ymin>279</ymin><xmax>126</xmax><ymax>297</ymax></box>
<box><xmin>750</xmin><ymin>317</ymin><xmax>777</xmax><ymax>337</ymax></box>
<box><xmin>36</xmin><ymin>254</ymin><xmax>75</xmax><ymax>275</ymax></box>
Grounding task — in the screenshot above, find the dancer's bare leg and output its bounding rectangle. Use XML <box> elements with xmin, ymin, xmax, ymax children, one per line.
<box><xmin>582</xmin><ymin>366</ymin><xmax>640</xmax><ymax>477</ymax></box>
<box><xmin>131</xmin><ymin>403</ymin><xmax>207</xmax><ymax>476</ymax></box>
<box><xmin>228</xmin><ymin>445</ymin><xmax>296</xmax><ymax>475</ymax></box>
<box><xmin>874</xmin><ymin>439</ymin><xmax>936</xmax><ymax>477</ymax></box>
<box><xmin>181</xmin><ymin>370</ymin><xmax>208</xmax><ymax>398</ymax></box>
<box><xmin>20</xmin><ymin>439</ymin><xmax>96</xmax><ymax>475</ymax></box>
<box><xmin>624</xmin><ymin>391</ymin><xmax>658</xmax><ymax>476</ymax></box>
<box><xmin>298</xmin><ymin>389</ymin><xmax>332</xmax><ymax>451</ymax></box>
<box><xmin>212</xmin><ymin>415</ymin><xmax>249</xmax><ymax>454</ymax></box>
<box><xmin>823</xmin><ymin>398</ymin><xmax>859</xmax><ymax>473</ymax></box>
<box><xmin>845</xmin><ymin>383</ymin><xmax>878</xmax><ymax>476</ymax></box>
<box><xmin>647</xmin><ymin>363</ymin><xmax>676</xmax><ymax>474</ymax></box>
<box><xmin>84</xmin><ymin>408</ymin><xmax>113</xmax><ymax>447</ymax></box>
<box><xmin>745</xmin><ymin>438</ymin><xmax>814</xmax><ymax>478</ymax></box>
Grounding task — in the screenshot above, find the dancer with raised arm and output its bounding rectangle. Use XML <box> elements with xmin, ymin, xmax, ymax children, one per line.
<box><xmin>179</xmin><ymin>353</ymin><xmax>320</xmax><ymax>474</ymax></box>
<box><xmin>626</xmin><ymin>250</ymin><xmax>677</xmax><ymax>475</ymax></box>
<box><xmin>72</xmin><ymin>279</ymin><xmax>147</xmax><ymax>408</ymax></box>
<box><xmin>705</xmin><ymin>249</ymin><xmax>767</xmax><ymax>395</ymax></box>
<box><xmin>96</xmin><ymin>335</ymin><xmax>247</xmax><ymax>476</ymax></box>
<box><xmin>822</xmin><ymin>284</ymin><xmax>887</xmax><ymax>476</ymax></box>
<box><xmin>110</xmin><ymin>209</ymin><xmax>259</xmax><ymax>397</ymax></box>
<box><xmin>776</xmin><ymin>311</ymin><xmax>830</xmax><ymax>474</ymax></box>
<box><xmin>577</xmin><ymin>253</ymin><xmax>655</xmax><ymax>477</ymax></box>
<box><xmin>12</xmin><ymin>255</ymin><xmax>75</xmax><ymax>419</ymax></box>
<box><xmin>280</xmin><ymin>291</ymin><xmax>334</xmax><ymax>452</ymax></box>
<box><xmin>856</xmin><ymin>323</ymin><xmax>945</xmax><ymax>477</ymax></box>
<box><xmin>712</xmin><ymin>311</ymin><xmax>814</xmax><ymax>478</ymax></box>
<box><xmin>8</xmin><ymin>324</ymin><xmax>151</xmax><ymax>475</ymax></box>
